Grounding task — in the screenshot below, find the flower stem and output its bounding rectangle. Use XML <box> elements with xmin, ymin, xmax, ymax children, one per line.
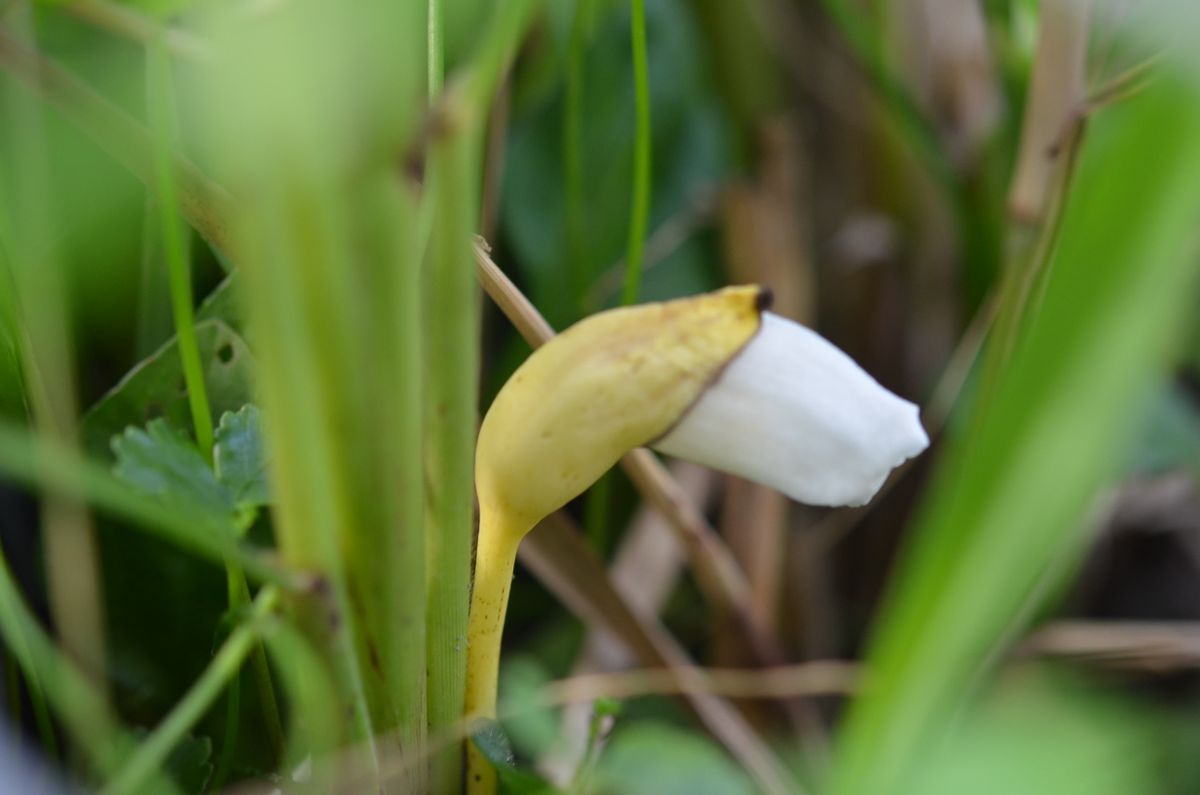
<box><xmin>464</xmin><ymin>508</ymin><xmax>526</xmax><ymax>795</ymax></box>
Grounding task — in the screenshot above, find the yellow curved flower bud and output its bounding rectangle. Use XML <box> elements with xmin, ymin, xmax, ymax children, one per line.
<box><xmin>464</xmin><ymin>283</ymin><xmax>928</xmax><ymax>794</ymax></box>
<box><xmin>465</xmin><ymin>285</ymin><xmax>765</xmax><ymax>794</ymax></box>
<box><xmin>475</xmin><ymin>284</ymin><xmax>767</xmax><ymax>538</ymax></box>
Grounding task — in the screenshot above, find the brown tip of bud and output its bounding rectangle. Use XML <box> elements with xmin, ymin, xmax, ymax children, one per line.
<box><xmin>755</xmin><ymin>286</ymin><xmax>774</xmax><ymax>313</ymax></box>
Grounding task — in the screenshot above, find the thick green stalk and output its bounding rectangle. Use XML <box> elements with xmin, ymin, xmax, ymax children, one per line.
<box><xmin>425</xmin><ymin>123</ymin><xmax>478</xmax><ymax>795</ymax></box>
<box><xmin>423</xmin><ymin>8</ymin><xmax>544</xmax><ymax>793</ymax></box>
<box><xmin>232</xmin><ymin>183</ymin><xmax>379</xmax><ymax>770</ymax></box>
<box><xmin>100</xmin><ymin>587</ymin><xmax>280</xmax><ymax>795</ymax></box>
<box><xmin>623</xmin><ymin>0</ymin><xmax>651</xmax><ymax>306</ymax></box>
<box><xmin>348</xmin><ymin>177</ymin><xmax>428</xmax><ymax>790</ymax></box>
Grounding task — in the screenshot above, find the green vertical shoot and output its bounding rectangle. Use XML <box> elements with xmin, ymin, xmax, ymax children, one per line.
<box><xmin>147</xmin><ymin>38</ymin><xmax>212</xmax><ymax>458</ymax></box>
<box><xmin>564</xmin><ymin>0</ymin><xmax>589</xmax><ymax>310</ymax></box>
<box><xmin>428</xmin><ymin>0</ymin><xmax>444</xmax><ymax>98</ymax></box>
<box><xmin>623</xmin><ymin>0</ymin><xmax>651</xmax><ymax>306</ymax></box>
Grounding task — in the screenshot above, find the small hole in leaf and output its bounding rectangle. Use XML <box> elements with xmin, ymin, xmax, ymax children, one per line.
<box><xmin>216</xmin><ymin>343</ymin><xmax>235</xmax><ymax>365</ymax></box>
<box><xmin>146</xmin><ymin>402</ymin><xmax>163</xmax><ymax>420</ymax></box>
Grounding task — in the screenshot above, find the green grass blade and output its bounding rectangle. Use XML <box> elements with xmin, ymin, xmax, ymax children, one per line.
<box><xmin>830</xmin><ymin>70</ymin><xmax>1200</xmax><ymax>795</ymax></box>
<box><xmin>147</xmin><ymin>37</ymin><xmax>213</xmax><ymax>459</ymax></box>
<box><xmin>99</xmin><ymin>587</ymin><xmax>280</xmax><ymax>795</ymax></box>
<box><xmin>0</xmin><ymin>541</ymin><xmax>182</xmax><ymax>794</ymax></box>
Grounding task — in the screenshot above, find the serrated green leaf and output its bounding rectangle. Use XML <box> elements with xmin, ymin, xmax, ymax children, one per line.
<box><xmin>83</xmin><ymin>320</ymin><xmax>255</xmax><ymax>461</ymax></box>
<box><xmin>112</xmin><ymin>419</ymin><xmax>232</xmax><ymax>513</ymax></box>
<box><xmin>214</xmin><ymin>405</ymin><xmax>270</xmax><ymax>510</ymax></box>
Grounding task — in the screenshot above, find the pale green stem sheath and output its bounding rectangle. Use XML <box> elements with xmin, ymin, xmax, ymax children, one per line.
<box><xmin>101</xmin><ymin>587</ymin><xmax>281</xmax><ymax>795</ymax></box>
<box><xmin>421</xmin><ymin>13</ymin><xmax>547</xmax><ymax>790</ymax></box>
<box><xmin>426</xmin><ymin>127</ymin><xmax>478</xmax><ymax>795</ymax></box>
<box><xmin>623</xmin><ymin>0</ymin><xmax>651</xmax><ymax>306</ymax></box>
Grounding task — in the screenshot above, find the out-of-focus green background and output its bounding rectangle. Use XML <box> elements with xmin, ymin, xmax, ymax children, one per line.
<box><xmin>2</xmin><ymin>1</ymin><xmax>1200</xmax><ymax>794</ymax></box>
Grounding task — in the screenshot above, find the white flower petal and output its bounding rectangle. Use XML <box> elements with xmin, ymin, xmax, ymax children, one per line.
<box><xmin>653</xmin><ymin>312</ymin><xmax>929</xmax><ymax>507</ymax></box>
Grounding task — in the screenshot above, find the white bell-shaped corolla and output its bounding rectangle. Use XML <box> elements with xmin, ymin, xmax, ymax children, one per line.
<box><xmin>654</xmin><ymin>312</ymin><xmax>929</xmax><ymax>507</ymax></box>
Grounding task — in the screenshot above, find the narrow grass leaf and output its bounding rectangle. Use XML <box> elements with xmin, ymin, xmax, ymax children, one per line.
<box><xmin>831</xmin><ymin>69</ymin><xmax>1200</xmax><ymax>795</ymax></box>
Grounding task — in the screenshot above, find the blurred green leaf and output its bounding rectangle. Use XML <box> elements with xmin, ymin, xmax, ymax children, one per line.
<box><xmin>113</xmin><ymin>418</ymin><xmax>231</xmax><ymax>511</ymax></box>
<box><xmin>163</xmin><ymin>733</ymin><xmax>214</xmax><ymax>795</ymax></box>
<box><xmin>594</xmin><ymin>723</ymin><xmax>754</xmax><ymax>795</ymax></box>
<box><xmin>195</xmin><ymin>273</ymin><xmax>245</xmax><ymax>336</ymax></box>
<box><xmin>213</xmin><ymin>404</ymin><xmax>269</xmax><ymax>512</ymax></box>
<box><xmin>1129</xmin><ymin>383</ymin><xmax>1200</xmax><ymax>476</ymax></box>
<box><xmin>501</xmin><ymin>0</ymin><xmax>729</xmax><ymax>328</ymax></box>
<box><xmin>499</xmin><ymin>657</ymin><xmax>560</xmax><ymax>761</ymax></box>
<box><xmin>831</xmin><ymin>63</ymin><xmax>1200</xmax><ymax>795</ymax></box>
<box><xmin>0</xmin><ymin>249</ymin><xmax>29</xmax><ymax>423</ymax></box>
<box><xmin>909</xmin><ymin>671</ymin><xmax>1155</xmax><ymax>795</ymax></box>
<box><xmin>472</xmin><ymin>720</ymin><xmax>562</xmax><ymax>795</ymax></box>
<box><xmin>83</xmin><ymin>319</ymin><xmax>255</xmax><ymax>460</ymax></box>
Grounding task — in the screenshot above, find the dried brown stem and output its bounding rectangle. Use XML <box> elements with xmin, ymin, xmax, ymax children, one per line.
<box><xmin>1007</xmin><ymin>0</ymin><xmax>1090</xmax><ymax>223</ymax></box>
<box><xmin>520</xmin><ymin>512</ymin><xmax>797</xmax><ymax>795</ymax></box>
<box><xmin>542</xmin><ymin>660</ymin><xmax>860</xmax><ymax>705</ymax></box>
